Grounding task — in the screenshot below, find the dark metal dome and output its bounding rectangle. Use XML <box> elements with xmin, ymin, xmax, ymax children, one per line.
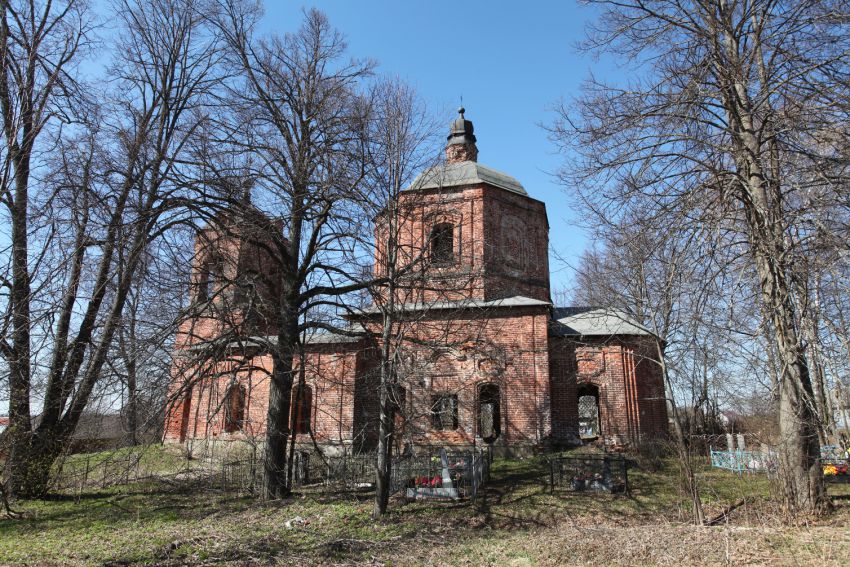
<box><xmin>447</xmin><ymin>107</ymin><xmax>476</xmax><ymax>144</ymax></box>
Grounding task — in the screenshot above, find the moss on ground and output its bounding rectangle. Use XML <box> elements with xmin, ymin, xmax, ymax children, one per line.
<box><xmin>1</xmin><ymin>446</ymin><xmax>849</xmax><ymax>565</ymax></box>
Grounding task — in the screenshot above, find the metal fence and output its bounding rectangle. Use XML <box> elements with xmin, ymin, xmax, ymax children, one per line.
<box><xmin>548</xmin><ymin>454</ymin><xmax>629</xmax><ymax>493</ymax></box>
<box><xmin>49</xmin><ymin>444</ymin><xmax>490</xmax><ymax>502</ymax></box>
<box><xmin>51</xmin><ymin>449</ymin><xmax>157</xmax><ymax>493</ymax></box>
<box><xmin>215</xmin><ymin>452</ymin><xmax>377</xmax><ymax>494</ymax></box>
<box><xmin>821</xmin><ymin>445</ymin><xmax>850</xmax><ymax>483</ymax></box>
<box><xmin>390</xmin><ymin>448</ymin><xmax>490</xmax><ymax>500</ymax></box>
<box><xmin>709</xmin><ymin>449</ymin><xmax>779</xmax><ymax>475</ymax></box>
<box><xmin>307</xmin><ymin>452</ymin><xmax>375</xmax><ymax>488</ymax></box>
<box><xmin>212</xmin><ymin>448</ymin><xmax>490</xmax><ymax>499</ymax></box>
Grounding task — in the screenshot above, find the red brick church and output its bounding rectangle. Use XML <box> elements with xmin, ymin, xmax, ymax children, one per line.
<box><xmin>164</xmin><ymin>110</ymin><xmax>668</xmax><ymax>455</ymax></box>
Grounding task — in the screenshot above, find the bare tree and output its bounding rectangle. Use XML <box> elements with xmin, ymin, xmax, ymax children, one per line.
<box><xmin>110</xmin><ymin>239</ymin><xmax>188</xmax><ymax>446</ymax></box>
<box><xmin>572</xmin><ymin>211</ymin><xmax>725</xmax><ymax>524</ymax></box>
<box><xmin>210</xmin><ymin>3</ymin><xmax>375</xmax><ymax>499</ymax></box>
<box><xmin>1</xmin><ymin>0</ymin><xmax>222</xmax><ymax>497</ymax></box>
<box><xmin>0</xmin><ymin>0</ymin><xmax>89</xmax><ymax>497</ymax></box>
<box><xmin>357</xmin><ymin>78</ymin><xmax>439</xmax><ymax>516</ymax></box>
<box><xmin>551</xmin><ymin>0</ymin><xmax>850</xmax><ymax>515</ymax></box>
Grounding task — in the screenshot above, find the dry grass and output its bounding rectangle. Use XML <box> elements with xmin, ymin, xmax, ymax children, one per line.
<box><xmin>1</xmin><ymin>445</ymin><xmax>849</xmax><ymax>566</ymax></box>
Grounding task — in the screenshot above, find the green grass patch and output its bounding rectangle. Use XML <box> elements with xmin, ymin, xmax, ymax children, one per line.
<box><xmin>2</xmin><ymin>448</ymin><xmax>849</xmax><ymax>565</ymax></box>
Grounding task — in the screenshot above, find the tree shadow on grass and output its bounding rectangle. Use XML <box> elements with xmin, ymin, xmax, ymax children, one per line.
<box><xmin>0</xmin><ymin>480</ymin><xmax>259</xmax><ymax>540</ymax></box>
<box><xmin>469</xmin><ymin>456</ymin><xmax>698</xmax><ymax>530</ymax></box>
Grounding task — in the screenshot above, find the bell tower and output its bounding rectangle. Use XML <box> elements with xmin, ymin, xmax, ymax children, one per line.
<box><xmin>179</xmin><ymin>206</ymin><xmax>283</xmax><ymax>347</ymax></box>
<box><xmin>381</xmin><ymin>108</ymin><xmax>551</xmax><ymax>304</ymax></box>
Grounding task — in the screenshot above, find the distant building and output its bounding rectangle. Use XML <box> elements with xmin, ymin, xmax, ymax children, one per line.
<box><xmin>164</xmin><ymin>110</ymin><xmax>669</xmax><ymax>455</ymax></box>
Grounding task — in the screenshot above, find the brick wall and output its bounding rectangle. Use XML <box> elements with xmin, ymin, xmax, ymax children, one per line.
<box><xmin>163</xmin><ymin>163</ymin><xmax>667</xmax><ymax>454</ymax></box>
<box><xmin>548</xmin><ymin>335</ymin><xmax>669</xmax><ymax>447</ymax></box>
<box><xmin>376</xmin><ymin>183</ymin><xmax>550</xmax><ymax>304</ymax></box>
<box><xmin>355</xmin><ymin>306</ymin><xmax>552</xmax><ymax>451</ymax></box>
<box><xmin>167</xmin><ymin>305</ymin><xmax>553</xmax><ymax>452</ymax></box>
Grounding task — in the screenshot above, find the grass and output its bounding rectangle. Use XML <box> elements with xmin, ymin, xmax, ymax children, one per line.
<box><xmin>2</xmin><ymin>444</ymin><xmax>849</xmax><ymax>565</ymax></box>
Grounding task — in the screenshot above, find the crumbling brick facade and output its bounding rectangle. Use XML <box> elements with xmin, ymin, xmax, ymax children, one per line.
<box><xmin>164</xmin><ymin>110</ymin><xmax>668</xmax><ymax>453</ymax></box>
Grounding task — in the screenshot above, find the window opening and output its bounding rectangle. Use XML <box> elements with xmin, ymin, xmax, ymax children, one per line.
<box><xmin>224</xmin><ymin>384</ymin><xmax>246</xmax><ymax>433</ymax></box>
<box><xmin>430</xmin><ymin>223</ymin><xmax>454</xmax><ymax>264</ymax></box>
<box><xmin>578</xmin><ymin>384</ymin><xmax>601</xmax><ymax>439</ymax></box>
<box><xmin>477</xmin><ymin>384</ymin><xmax>501</xmax><ymax>442</ymax></box>
<box><xmin>291</xmin><ymin>384</ymin><xmax>312</xmax><ymax>434</ymax></box>
<box><xmin>198</xmin><ymin>257</ymin><xmax>221</xmax><ymax>302</ymax></box>
<box><xmin>431</xmin><ymin>393</ymin><xmax>459</xmax><ymax>430</ymax></box>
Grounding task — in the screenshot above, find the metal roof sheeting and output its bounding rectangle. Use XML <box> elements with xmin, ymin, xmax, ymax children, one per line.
<box><xmin>405</xmin><ymin>161</ymin><xmax>527</xmax><ymax>195</ymax></box>
<box><xmin>552</xmin><ymin>307</ymin><xmax>653</xmax><ymax>337</ymax></box>
<box><xmin>354</xmin><ymin>295</ymin><xmax>550</xmax><ymax>315</ymax></box>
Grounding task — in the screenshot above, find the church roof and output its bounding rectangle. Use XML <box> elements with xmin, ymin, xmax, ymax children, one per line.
<box><xmin>354</xmin><ymin>295</ymin><xmax>550</xmax><ymax>315</ymax></box>
<box><xmin>552</xmin><ymin>307</ymin><xmax>653</xmax><ymax>337</ymax></box>
<box><xmin>203</xmin><ymin>304</ymin><xmax>652</xmax><ymax>351</ymax></box>
<box><xmin>405</xmin><ymin>161</ymin><xmax>528</xmax><ymax>196</ymax></box>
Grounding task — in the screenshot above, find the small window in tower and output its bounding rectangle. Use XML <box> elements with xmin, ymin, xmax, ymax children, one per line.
<box><xmin>431</xmin><ymin>393</ymin><xmax>458</xmax><ymax>430</ymax></box>
<box><xmin>291</xmin><ymin>384</ymin><xmax>312</xmax><ymax>435</ymax></box>
<box><xmin>224</xmin><ymin>384</ymin><xmax>246</xmax><ymax>433</ymax></box>
<box><xmin>197</xmin><ymin>257</ymin><xmax>221</xmax><ymax>302</ymax></box>
<box><xmin>430</xmin><ymin>223</ymin><xmax>454</xmax><ymax>265</ymax></box>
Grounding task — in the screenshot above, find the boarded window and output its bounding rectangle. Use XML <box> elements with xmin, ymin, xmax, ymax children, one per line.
<box><xmin>431</xmin><ymin>393</ymin><xmax>458</xmax><ymax>430</ymax></box>
<box><xmin>477</xmin><ymin>384</ymin><xmax>501</xmax><ymax>442</ymax></box>
<box><xmin>224</xmin><ymin>385</ymin><xmax>246</xmax><ymax>433</ymax></box>
<box><xmin>430</xmin><ymin>223</ymin><xmax>454</xmax><ymax>264</ymax></box>
<box><xmin>291</xmin><ymin>385</ymin><xmax>312</xmax><ymax>434</ymax></box>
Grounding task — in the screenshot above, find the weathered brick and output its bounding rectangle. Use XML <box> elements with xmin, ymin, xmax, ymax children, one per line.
<box><xmin>164</xmin><ymin>113</ymin><xmax>668</xmax><ymax>452</ymax></box>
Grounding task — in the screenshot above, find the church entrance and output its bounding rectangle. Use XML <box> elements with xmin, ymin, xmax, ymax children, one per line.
<box><xmin>577</xmin><ymin>384</ymin><xmax>601</xmax><ymax>440</ymax></box>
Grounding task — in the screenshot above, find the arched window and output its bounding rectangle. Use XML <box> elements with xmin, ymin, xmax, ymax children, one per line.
<box><xmin>477</xmin><ymin>384</ymin><xmax>501</xmax><ymax>443</ymax></box>
<box><xmin>430</xmin><ymin>223</ymin><xmax>454</xmax><ymax>265</ymax></box>
<box><xmin>577</xmin><ymin>384</ymin><xmax>601</xmax><ymax>439</ymax></box>
<box><xmin>178</xmin><ymin>386</ymin><xmax>193</xmax><ymax>442</ymax></box>
<box><xmin>291</xmin><ymin>384</ymin><xmax>312</xmax><ymax>435</ymax></box>
<box><xmin>224</xmin><ymin>384</ymin><xmax>246</xmax><ymax>433</ymax></box>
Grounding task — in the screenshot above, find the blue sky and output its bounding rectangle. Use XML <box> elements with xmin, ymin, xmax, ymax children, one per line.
<box><xmin>262</xmin><ymin>1</ymin><xmax>609</xmax><ymax>296</ymax></box>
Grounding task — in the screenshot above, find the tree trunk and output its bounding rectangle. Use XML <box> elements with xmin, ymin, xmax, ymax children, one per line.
<box><xmin>126</xmin><ymin>359</ymin><xmax>138</xmax><ymax>447</ymax></box>
<box><xmin>373</xmin><ymin>322</ymin><xmax>396</xmax><ymax>517</ymax></box>
<box><xmin>716</xmin><ymin>20</ymin><xmax>827</xmax><ymax>511</ymax></box>
<box><xmin>750</xmin><ymin>242</ymin><xmax>826</xmax><ymax>513</ymax></box>
<box><xmin>7</xmin><ymin>428</ymin><xmax>67</xmax><ymax>498</ymax></box>
<box><xmin>264</xmin><ymin>354</ymin><xmax>294</xmax><ymax>499</ymax></box>
<box><xmin>286</xmin><ymin>362</ymin><xmax>307</xmax><ymax>488</ymax></box>
<box><xmin>6</xmin><ymin>144</ymin><xmax>34</xmax><ymax>500</ymax></box>
<box><xmin>373</xmin><ymin>388</ymin><xmax>395</xmax><ymax>518</ymax></box>
<box><xmin>373</xmin><ymin>197</ymin><xmax>400</xmax><ymax>518</ymax></box>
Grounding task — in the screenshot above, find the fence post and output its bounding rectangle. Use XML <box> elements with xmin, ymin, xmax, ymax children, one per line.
<box><xmin>470</xmin><ymin>454</ymin><xmax>476</xmax><ymax>501</ymax></box>
<box><xmin>549</xmin><ymin>458</ymin><xmax>555</xmax><ymax>494</ymax></box>
<box><xmin>623</xmin><ymin>458</ymin><xmax>629</xmax><ymax>495</ymax></box>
